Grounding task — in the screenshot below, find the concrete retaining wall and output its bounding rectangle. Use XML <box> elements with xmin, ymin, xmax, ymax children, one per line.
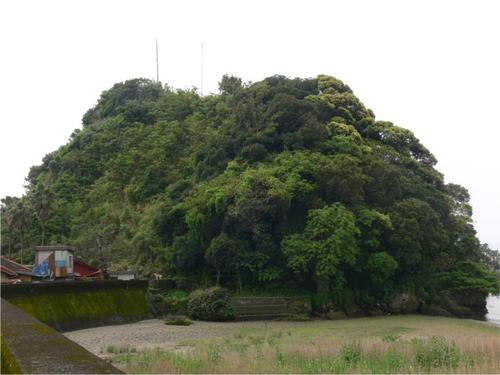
<box><xmin>2</xmin><ymin>280</ymin><xmax>150</xmax><ymax>331</ymax></box>
<box><xmin>1</xmin><ymin>299</ymin><xmax>122</xmax><ymax>374</ymax></box>
<box><xmin>232</xmin><ymin>297</ymin><xmax>311</xmax><ymax>319</ymax></box>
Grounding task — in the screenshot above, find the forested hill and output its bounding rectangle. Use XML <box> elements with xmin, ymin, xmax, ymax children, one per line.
<box><xmin>1</xmin><ymin>75</ymin><xmax>498</xmax><ymax>314</ymax></box>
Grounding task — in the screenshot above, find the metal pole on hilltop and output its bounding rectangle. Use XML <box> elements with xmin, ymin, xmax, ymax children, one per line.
<box><xmin>156</xmin><ymin>39</ymin><xmax>159</xmax><ymax>83</ymax></box>
<box><xmin>201</xmin><ymin>42</ymin><xmax>204</xmax><ymax>96</ymax></box>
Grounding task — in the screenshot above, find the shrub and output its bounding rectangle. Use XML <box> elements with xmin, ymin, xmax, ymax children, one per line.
<box><xmin>187</xmin><ymin>287</ymin><xmax>235</xmax><ymax>321</ymax></box>
<box><xmin>153</xmin><ymin>289</ymin><xmax>190</xmax><ymax>317</ymax></box>
<box><xmin>162</xmin><ymin>295</ymin><xmax>189</xmax><ymax>316</ymax></box>
<box><xmin>412</xmin><ymin>336</ymin><xmax>460</xmax><ymax>369</ymax></box>
<box><xmin>340</xmin><ymin>342</ymin><xmax>361</xmax><ymax>364</ymax></box>
<box><xmin>164</xmin><ymin>317</ymin><xmax>193</xmax><ymax>326</ymax></box>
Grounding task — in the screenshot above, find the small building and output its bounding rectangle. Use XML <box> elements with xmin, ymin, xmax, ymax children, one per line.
<box><xmin>108</xmin><ymin>271</ymin><xmax>136</xmax><ymax>280</ymax></box>
<box><xmin>1</xmin><ymin>256</ymin><xmax>32</xmax><ymax>283</ymax></box>
<box><xmin>33</xmin><ymin>245</ymin><xmax>76</xmax><ymax>278</ymax></box>
<box><xmin>74</xmin><ymin>260</ymin><xmax>104</xmax><ymax>280</ymax></box>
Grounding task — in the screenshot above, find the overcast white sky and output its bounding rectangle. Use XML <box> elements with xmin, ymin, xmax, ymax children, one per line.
<box><xmin>0</xmin><ymin>0</ymin><xmax>499</xmax><ymax>249</ymax></box>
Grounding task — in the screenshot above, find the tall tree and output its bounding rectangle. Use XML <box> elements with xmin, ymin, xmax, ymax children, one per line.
<box><xmin>282</xmin><ymin>203</ymin><xmax>360</xmax><ymax>293</ymax></box>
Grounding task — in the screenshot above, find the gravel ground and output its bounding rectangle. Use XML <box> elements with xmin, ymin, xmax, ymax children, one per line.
<box><xmin>65</xmin><ymin>317</ymin><xmax>499</xmax><ymax>359</ymax></box>
<box><xmin>63</xmin><ymin>319</ymin><xmax>309</xmax><ymax>356</ymax></box>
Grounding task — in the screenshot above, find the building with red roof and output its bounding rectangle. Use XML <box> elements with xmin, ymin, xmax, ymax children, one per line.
<box><xmin>74</xmin><ymin>260</ymin><xmax>104</xmax><ymax>279</ymax></box>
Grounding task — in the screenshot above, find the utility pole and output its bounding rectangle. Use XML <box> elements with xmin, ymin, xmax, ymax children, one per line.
<box><xmin>200</xmin><ymin>42</ymin><xmax>204</xmax><ymax>96</ymax></box>
<box><xmin>156</xmin><ymin>39</ymin><xmax>159</xmax><ymax>83</ymax></box>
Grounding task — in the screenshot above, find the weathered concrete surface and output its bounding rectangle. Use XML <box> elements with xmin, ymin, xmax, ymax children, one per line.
<box><xmin>232</xmin><ymin>297</ymin><xmax>311</xmax><ymax>320</ymax></box>
<box><xmin>1</xmin><ymin>298</ymin><xmax>122</xmax><ymax>374</ymax></box>
<box><xmin>2</xmin><ymin>280</ymin><xmax>150</xmax><ymax>331</ymax></box>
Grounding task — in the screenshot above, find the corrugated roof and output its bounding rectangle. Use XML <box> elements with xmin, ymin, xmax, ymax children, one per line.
<box><xmin>34</xmin><ymin>245</ymin><xmax>77</xmax><ymax>252</ymax></box>
<box><xmin>1</xmin><ymin>265</ymin><xmax>17</xmax><ymax>276</ymax></box>
<box><xmin>74</xmin><ymin>260</ymin><xmax>99</xmax><ymax>273</ymax></box>
<box><xmin>0</xmin><ymin>256</ymin><xmax>32</xmax><ymax>276</ymax></box>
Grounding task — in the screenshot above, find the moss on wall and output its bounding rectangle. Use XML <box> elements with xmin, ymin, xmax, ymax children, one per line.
<box><xmin>1</xmin><ymin>335</ymin><xmax>23</xmax><ymax>374</ymax></box>
<box><xmin>1</xmin><ymin>299</ymin><xmax>122</xmax><ymax>374</ymax></box>
<box><xmin>3</xmin><ymin>281</ymin><xmax>150</xmax><ymax>331</ymax></box>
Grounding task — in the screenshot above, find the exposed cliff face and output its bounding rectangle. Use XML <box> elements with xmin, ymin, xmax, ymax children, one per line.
<box><xmin>387</xmin><ymin>292</ymin><xmax>488</xmax><ymax>320</ymax></box>
<box><xmin>449</xmin><ymin>292</ymin><xmax>488</xmax><ymax>319</ymax></box>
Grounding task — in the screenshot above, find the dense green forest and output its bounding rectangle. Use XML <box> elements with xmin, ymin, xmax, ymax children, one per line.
<box><xmin>1</xmin><ymin>75</ymin><xmax>498</xmax><ymax>315</ymax></box>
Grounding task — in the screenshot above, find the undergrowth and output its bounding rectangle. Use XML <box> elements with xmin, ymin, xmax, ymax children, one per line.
<box><xmin>116</xmin><ymin>332</ymin><xmax>497</xmax><ymax>373</ymax></box>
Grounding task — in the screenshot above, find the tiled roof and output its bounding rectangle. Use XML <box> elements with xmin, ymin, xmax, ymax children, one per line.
<box><xmin>0</xmin><ymin>256</ymin><xmax>32</xmax><ymax>276</ymax></box>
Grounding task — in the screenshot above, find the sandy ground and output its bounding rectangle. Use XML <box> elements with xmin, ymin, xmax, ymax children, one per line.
<box><xmin>63</xmin><ymin>319</ymin><xmax>311</xmax><ymax>356</ymax></box>
<box><xmin>64</xmin><ymin>317</ymin><xmax>499</xmax><ymax>358</ymax></box>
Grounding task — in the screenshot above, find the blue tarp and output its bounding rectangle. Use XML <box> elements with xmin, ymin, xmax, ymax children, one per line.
<box><xmin>32</xmin><ymin>257</ymin><xmax>50</xmax><ymax>277</ymax></box>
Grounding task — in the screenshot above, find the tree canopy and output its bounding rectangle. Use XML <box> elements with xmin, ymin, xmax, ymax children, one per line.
<box><xmin>2</xmin><ymin>74</ymin><xmax>497</xmax><ymax>313</ymax></box>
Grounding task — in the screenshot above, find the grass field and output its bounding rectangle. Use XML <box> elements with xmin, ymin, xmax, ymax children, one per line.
<box><xmin>114</xmin><ymin>315</ymin><xmax>500</xmax><ymax>374</ymax></box>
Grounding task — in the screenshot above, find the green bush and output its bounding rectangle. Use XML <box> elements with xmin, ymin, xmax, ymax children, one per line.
<box><xmin>412</xmin><ymin>336</ymin><xmax>461</xmax><ymax>369</ymax></box>
<box><xmin>164</xmin><ymin>317</ymin><xmax>193</xmax><ymax>326</ymax></box>
<box><xmin>187</xmin><ymin>287</ymin><xmax>235</xmax><ymax>321</ymax></box>
<box><xmin>157</xmin><ymin>290</ymin><xmax>189</xmax><ymax>316</ymax></box>
<box><xmin>340</xmin><ymin>341</ymin><xmax>362</xmax><ymax>364</ymax></box>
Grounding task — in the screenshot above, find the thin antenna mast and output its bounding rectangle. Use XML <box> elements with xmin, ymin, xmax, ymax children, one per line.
<box><xmin>200</xmin><ymin>42</ymin><xmax>204</xmax><ymax>96</ymax></box>
<box><xmin>156</xmin><ymin>39</ymin><xmax>159</xmax><ymax>83</ymax></box>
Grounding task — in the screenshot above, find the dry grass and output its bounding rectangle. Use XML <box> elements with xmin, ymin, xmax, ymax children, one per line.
<box><xmin>114</xmin><ymin>315</ymin><xmax>500</xmax><ymax>374</ymax></box>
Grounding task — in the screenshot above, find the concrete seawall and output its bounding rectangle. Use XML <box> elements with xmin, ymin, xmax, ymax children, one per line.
<box><xmin>2</xmin><ymin>280</ymin><xmax>150</xmax><ymax>331</ymax></box>
<box><xmin>1</xmin><ymin>299</ymin><xmax>122</xmax><ymax>374</ymax></box>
